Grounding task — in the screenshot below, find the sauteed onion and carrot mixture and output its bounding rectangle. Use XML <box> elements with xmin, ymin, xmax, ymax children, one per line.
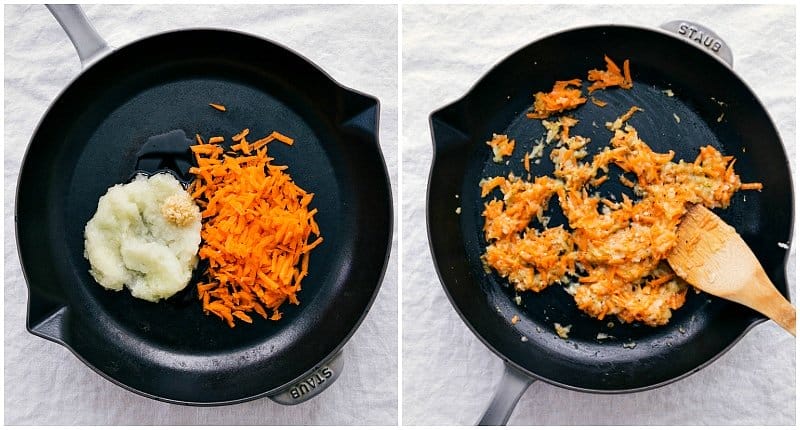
<box><xmin>482</xmin><ymin>56</ymin><xmax>761</xmax><ymax>327</ymax></box>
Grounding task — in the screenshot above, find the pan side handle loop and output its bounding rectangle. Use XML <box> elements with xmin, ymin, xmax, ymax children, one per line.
<box><xmin>660</xmin><ymin>21</ymin><xmax>733</xmax><ymax>68</ymax></box>
<box><xmin>269</xmin><ymin>350</ymin><xmax>344</xmax><ymax>405</ymax></box>
<box><xmin>477</xmin><ymin>362</ymin><xmax>536</xmax><ymax>425</ymax></box>
<box><xmin>46</xmin><ymin>4</ymin><xmax>112</xmax><ymax>68</ymax></box>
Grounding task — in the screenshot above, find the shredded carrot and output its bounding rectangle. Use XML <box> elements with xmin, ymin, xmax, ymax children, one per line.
<box><xmin>271</xmin><ymin>131</ymin><xmax>294</xmax><ymax>146</ymax></box>
<box><xmin>590</xmin><ymin>97</ymin><xmax>608</xmax><ymax>107</ymax></box>
<box><xmin>189</xmin><ymin>129</ymin><xmax>322</xmax><ymax>327</ymax></box>
<box><xmin>209</xmin><ymin>136</ymin><xmax>224</xmax><ymax>144</ymax></box>
<box><xmin>209</xmin><ymin>103</ymin><xmax>227</xmax><ymax>112</ymax></box>
<box><xmin>559</xmin><ymin>116</ymin><xmax>578</xmax><ymax>142</ymax></box>
<box><xmin>527</xmin><ymin>79</ymin><xmax>587</xmax><ymax>119</ymax></box>
<box><xmin>740</xmin><ymin>183</ymin><xmax>763</xmax><ymax>191</ymax></box>
<box><xmin>607</xmin><ymin>106</ymin><xmax>643</xmax><ymax>131</ymax></box>
<box><xmin>232</xmin><ymin>129</ymin><xmax>250</xmax><ymax>141</ymax></box>
<box><xmin>587</xmin><ymin>55</ymin><xmax>633</xmax><ymax>93</ymax></box>
<box><xmin>486</xmin><ymin>134</ymin><xmax>515</xmax><ymax>162</ymax></box>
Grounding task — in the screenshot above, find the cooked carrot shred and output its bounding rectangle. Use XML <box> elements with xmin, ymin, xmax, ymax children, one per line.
<box><xmin>587</xmin><ymin>55</ymin><xmax>633</xmax><ymax>93</ymax></box>
<box><xmin>590</xmin><ymin>97</ymin><xmax>608</xmax><ymax>107</ymax></box>
<box><xmin>606</xmin><ymin>106</ymin><xmax>643</xmax><ymax>131</ymax></box>
<box><xmin>189</xmin><ymin>129</ymin><xmax>322</xmax><ymax>327</ymax></box>
<box><xmin>209</xmin><ymin>103</ymin><xmax>227</xmax><ymax>112</ymax></box>
<box><xmin>209</xmin><ymin>136</ymin><xmax>224</xmax><ymax>144</ymax></box>
<box><xmin>486</xmin><ymin>134</ymin><xmax>515</xmax><ymax>162</ymax></box>
<box><xmin>559</xmin><ymin>116</ymin><xmax>578</xmax><ymax>142</ymax></box>
<box><xmin>740</xmin><ymin>183</ymin><xmax>763</xmax><ymax>191</ymax></box>
<box><xmin>527</xmin><ymin>79</ymin><xmax>587</xmax><ymax>119</ymax></box>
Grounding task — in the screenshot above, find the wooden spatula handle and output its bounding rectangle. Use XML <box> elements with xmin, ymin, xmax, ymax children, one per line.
<box><xmin>771</xmin><ymin>300</ymin><xmax>797</xmax><ymax>336</ymax></box>
<box><xmin>745</xmin><ymin>269</ymin><xmax>796</xmax><ymax>336</ymax></box>
<box><xmin>669</xmin><ymin>205</ymin><xmax>795</xmax><ymax>336</ymax></box>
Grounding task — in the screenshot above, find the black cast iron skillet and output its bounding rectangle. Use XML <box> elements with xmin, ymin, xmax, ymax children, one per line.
<box><xmin>428</xmin><ymin>21</ymin><xmax>793</xmax><ymax>424</ymax></box>
<box><xmin>16</xmin><ymin>5</ymin><xmax>392</xmax><ymax>405</ymax></box>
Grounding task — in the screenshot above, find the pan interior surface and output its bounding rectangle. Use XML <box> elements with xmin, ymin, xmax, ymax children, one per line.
<box><xmin>18</xmin><ymin>30</ymin><xmax>391</xmax><ymax>403</ymax></box>
<box><xmin>429</xmin><ymin>25</ymin><xmax>792</xmax><ymax>391</ymax></box>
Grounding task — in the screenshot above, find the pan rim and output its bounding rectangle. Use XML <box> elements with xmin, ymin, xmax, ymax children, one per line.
<box><xmin>426</xmin><ymin>22</ymin><xmax>794</xmax><ymax>392</ymax></box>
<box><xmin>431</xmin><ymin>22</ymin><xmax>739</xmax><ymax>116</ymax></box>
<box><xmin>15</xmin><ymin>27</ymin><xmax>394</xmax><ymax>405</ymax></box>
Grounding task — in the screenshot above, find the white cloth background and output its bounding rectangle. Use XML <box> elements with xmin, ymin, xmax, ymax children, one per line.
<box><xmin>402</xmin><ymin>4</ymin><xmax>795</xmax><ymax>426</ymax></box>
<box><xmin>3</xmin><ymin>4</ymin><xmax>397</xmax><ymax>425</ymax></box>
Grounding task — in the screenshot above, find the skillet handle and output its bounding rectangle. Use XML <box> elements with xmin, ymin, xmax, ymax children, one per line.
<box><xmin>46</xmin><ymin>4</ymin><xmax>112</xmax><ymax>68</ymax></box>
<box><xmin>477</xmin><ymin>362</ymin><xmax>536</xmax><ymax>426</ymax></box>
<box><xmin>268</xmin><ymin>350</ymin><xmax>344</xmax><ymax>405</ymax></box>
<box><xmin>660</xmin><ymin>21</ymin><xmax>733</xmax><ymax>68</ymax></box>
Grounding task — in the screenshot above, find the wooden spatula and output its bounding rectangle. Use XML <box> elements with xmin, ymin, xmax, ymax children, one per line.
<box><xmin>667</xmin><ymin>204</ymin><xmax>795</xmax><ymax>336</ymax></box>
